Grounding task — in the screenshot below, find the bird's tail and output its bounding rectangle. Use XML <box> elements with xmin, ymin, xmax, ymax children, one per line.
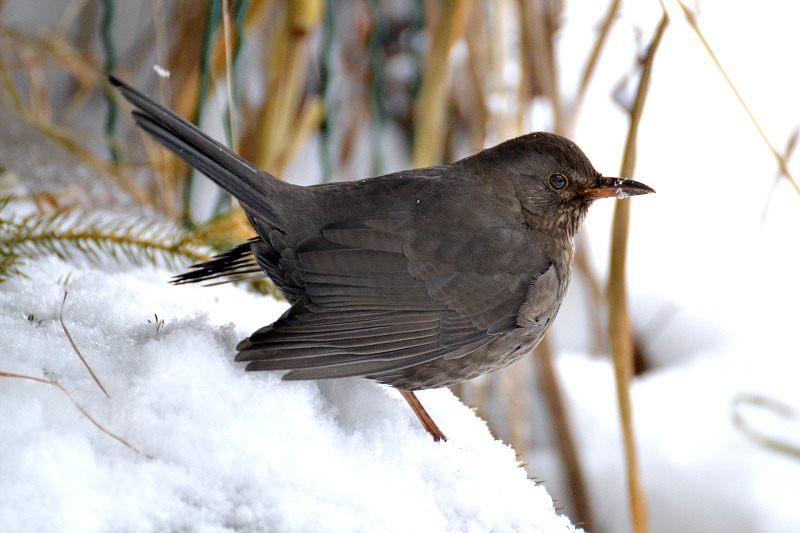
<box><xmin>109</xmin><ymin>75</ymin><xmax>291</xmax><ymax>228</ymax></box>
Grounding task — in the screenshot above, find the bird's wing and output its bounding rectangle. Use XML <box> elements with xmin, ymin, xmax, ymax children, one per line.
<box><xmin>235</xmin><ymin>213</ymin><xmax>551</xmax><ymax>380</ymax></box>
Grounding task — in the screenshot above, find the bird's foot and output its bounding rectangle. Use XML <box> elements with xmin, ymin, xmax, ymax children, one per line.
<box><xmin>399</xmin><ymin>390</ymin><xmax>447</xmax><ymax>442</ymax></box>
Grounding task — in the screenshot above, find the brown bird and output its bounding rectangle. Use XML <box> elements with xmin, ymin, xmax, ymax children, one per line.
<box><xmin>110</xmin><ymin>76</ymin><xmax>653</xmax><ymax>441</ymax></box>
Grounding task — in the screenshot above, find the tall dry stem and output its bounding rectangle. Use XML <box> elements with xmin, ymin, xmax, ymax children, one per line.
<box><xmin>412</xmin><ymin>0</ymin><xmax>469</xmax><ymax>167</ymax></box>
<box><xmin>607</xmin><ymin>12</ymin><xmax>669</xmax><ymax>533</ymax></box>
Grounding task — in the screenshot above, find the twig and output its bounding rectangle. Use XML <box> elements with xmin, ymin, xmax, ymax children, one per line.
<box><xmin>253</xmin><ymin>0</ymin><xmax>323</xmax><ymax>174</ymax></box>
<box><xmin>516</xmin><ymin>0</ymin><xmax>563</xmax><ymax>131</ymax></box>
<box><xmin>100</xmin><ymin>0</ymin><xmax>120</xmax><ymax>164</ymax></box>
<box><xmin>222</xmin><ymin>0</ymin><xmax>237</xmax><ymax>154</ymax></box>
<box><xmin>412</xmin><ymin>0</ymin><xmax>470</xmax><ymax>167</ymax></box>
<box><xmin>534</xmin><ymin>336</ymin><xmax>593</xmax><ymax>530</ymax></box>
<box><xmin>607</xmin><ymin>11</ymin><xmax>669</xmax><ymax>533</ymax></box>
<box><xmin>0</xmin><ymin>371</ymin><xmax>149</xmax><ymax>457</ymax></box>
<box><xmin>761</xmin><ymin>130</ymin><xmax>798</xmax><ymax>221</ymax></box>
<box><xmin>573</xmin><ymin>237</ymin><xmax>606</xmax><ymax>354</ymax></box>
<box><xmin>570</xmin><ymin>0</ymin><xmax>621</xmax><ymax>127</ymax></box>
<box><xmin>60</xmin><ymin>290</ymin><xmax>111</xmax><ymax>399</ymax></box>
<box><xmin>674</xmin><ymin>0</ymin><xmax>799</xmax><ymax>196</ymax></box>
<box><xmin>732</xmin><ymin>393</ymin><xmax>800</xmax><ymax>459</ymax></box>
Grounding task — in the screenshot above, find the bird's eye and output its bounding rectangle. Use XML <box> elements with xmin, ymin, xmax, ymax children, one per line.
<box><xmin>548</xmin><ymin>173</ymin><xmax>568</xmax><ymax>191</ymax></box>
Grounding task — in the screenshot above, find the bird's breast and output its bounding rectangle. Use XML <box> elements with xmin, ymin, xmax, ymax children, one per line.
<box><xmin>516</xmin><ymin>263</ymin><xmax>566</xmax><ymax>334</ymax></box>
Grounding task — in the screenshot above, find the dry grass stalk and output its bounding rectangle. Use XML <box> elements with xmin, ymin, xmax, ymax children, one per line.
<box><xmin>607</xmin><ymin>11</ymin><xmax>669</xmax><ymax>533</ymax></box>
<box><xmin>148</xmin><ymin>4</ymin><xmax>209</xmax><ymax>217</ymax></box>
<box><xmin>568</xmin><ymin>0</ymin><xmax>621</xmax><ymax>128</ymax></box>
<box><xmin>60</xmin><ymin>290</ymin><xmax>111</xmax><ymax>399</ymax></box>
<box><xmin>462</xmin><ymin>10</ymin><xmax>492</xmax><ymax>145</ymax></box>
<box><xmin>252</xmin><ymin>0</ymin><xmax>323</xmax><ymax>174</ymax></box>
<box><xmin>0</xmin><ymin>37</ymin><xmax>152</xmax><ymax>206</ymax></box>
<box><xmin>534</xmin><ymin>335</ymin><xmax>593</xmax><ymax>529</ymax></box>
<box><xmin>0</xmin><ymin>370</ymin><xmax>149</xmax><ymax>457</ymax></box>
<box><xmin>762</xmin><ymin>130</ymin><xmax>798</xmax><ymax>220</ymax></box>
<box><xmin>412</xmin><ymin>0</ymin><xmax>470</xmax><ymax>167</ymax></box>
<box><xmin>675</xmin><ymin>0</ymin><xmax>799</xmax><ymax>196</ymax></box>
<box><xmin>572</xmin><ymin>237</ymin><xmax>606</xmax><ymax>354</ymax></box>
<box><xmin>222</xmin><ymin>0</ymin><xmax>238</xmax><ymax>152</ymax></box>
<box><xmin>516</xmin><ymin>0</ymin><xmax>563</xmax><ymax>130</ymax></box>
<box><xmin>731</xmin><ymin>393</ymin><xmax>800</xmax><ymax>459</ymax></box>
<box><xmin>499</xmin><ymin>349</ymin><xmax>529</xmax><ymax>457</ymax></box>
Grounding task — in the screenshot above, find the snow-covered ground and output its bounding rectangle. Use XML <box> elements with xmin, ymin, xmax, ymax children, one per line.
<box><xmin>0</xmin><ymin>257</ymin><xmax>578</xmax><ymax>532</ymax></box>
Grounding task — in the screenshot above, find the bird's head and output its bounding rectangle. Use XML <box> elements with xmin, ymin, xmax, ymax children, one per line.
<box><xmin>471</xmin><ymin>132</ymin><xmax>654</xmax><ymax>236</ymax></box>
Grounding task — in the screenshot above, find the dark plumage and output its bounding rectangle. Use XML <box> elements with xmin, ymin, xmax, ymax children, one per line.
<box><xmin>110</xmin><ymin>76</ymin><xmax>653</xmax><ymax>438</ymax></box>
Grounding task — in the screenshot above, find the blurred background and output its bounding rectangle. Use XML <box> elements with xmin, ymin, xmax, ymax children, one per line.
<box><xmin>1</xmin><ymin>1</ymin><xmax>798</xmax><ymax>532</ymax></box>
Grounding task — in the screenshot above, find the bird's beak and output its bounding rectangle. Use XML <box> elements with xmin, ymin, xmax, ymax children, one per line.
<box><xmin>586</xmin><ymin>176</ymin><xmax>655</xmax><ymax>199</ymax></box>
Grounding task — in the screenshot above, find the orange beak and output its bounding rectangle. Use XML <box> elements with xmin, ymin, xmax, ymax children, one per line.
<box><xmin>585</xmin><ymin>176</ymin><xmax>655</xmax><ymax>199</ymax></box>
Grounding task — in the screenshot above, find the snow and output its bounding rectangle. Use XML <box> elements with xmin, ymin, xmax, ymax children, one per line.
<box><xmin>556</xmin><ymin>347</ymin><xmax>800</xmax><ymax>533</ymax></box>
<box><xmin>0</xmin><ymin>257</ymin><xmax>578</xmax><ymax>533</ymax></box>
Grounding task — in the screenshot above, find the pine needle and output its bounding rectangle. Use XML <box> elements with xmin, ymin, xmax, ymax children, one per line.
<box><xmin>0</xmin><ymin>197</ymin><xmax>210</xmax><ymax>281</ymax></box>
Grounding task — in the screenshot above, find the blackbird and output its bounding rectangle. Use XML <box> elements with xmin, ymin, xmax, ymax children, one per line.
<box><xmin>110</xmin><ymin>76</ymin><xmax>653</xmax><ymax>441</ymax></box>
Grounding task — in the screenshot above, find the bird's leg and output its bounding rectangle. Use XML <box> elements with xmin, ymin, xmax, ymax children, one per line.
<box><xmin>399</xmin><ymin>390</ymin><xmax>447</xmax><ymax>442</ymax></box>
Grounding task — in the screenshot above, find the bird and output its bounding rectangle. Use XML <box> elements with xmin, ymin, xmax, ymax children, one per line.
<box><xmin>109</xmin><ymin>75</ymin><xmax>654</xmax><ymax>441</ymax></box>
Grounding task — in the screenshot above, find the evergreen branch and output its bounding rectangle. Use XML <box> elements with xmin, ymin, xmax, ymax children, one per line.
<box><xmin>0</xmin><ymin>197</ymin><xmax>210</xmax><ymax>281</ymax></box>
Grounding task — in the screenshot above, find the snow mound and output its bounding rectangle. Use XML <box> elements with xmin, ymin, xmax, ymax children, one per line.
<box><xmin>0</xmin><ymin>256</ymin><xmax>578</xmax><ymax>533</ymax></box>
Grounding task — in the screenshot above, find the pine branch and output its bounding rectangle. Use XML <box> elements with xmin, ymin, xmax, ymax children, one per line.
<box><xmin>0</xmin><ymin>197</ymin><xmax>210</xmax><ymax>281</ymax></box>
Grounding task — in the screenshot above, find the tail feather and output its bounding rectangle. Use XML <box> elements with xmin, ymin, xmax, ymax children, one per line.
<box><xmin>109</xmin><ymin>75</ymin><xmax>287</xmax><ymax>227</ymax></box>
<box><xmin>171</xmin><ymin>238</ymin><xmax>263</xmax><ymax>286</ymax></box>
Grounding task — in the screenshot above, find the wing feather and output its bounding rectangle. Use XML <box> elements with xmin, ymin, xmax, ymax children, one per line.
<box><xmin>235</xmin><ymin>213</ymin><xmax>549</xmax><ymax>381</ymax></box>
